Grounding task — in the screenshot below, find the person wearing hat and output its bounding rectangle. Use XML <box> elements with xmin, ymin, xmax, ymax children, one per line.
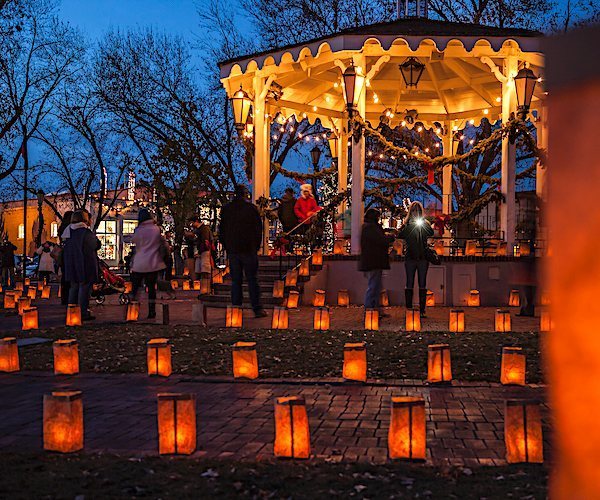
<box><xmin>130</xmin><ymin>208</ymin><xmax>166</xmax><ymax>319</ymax></box>
<box><xmin>359</xmin><ymin>208</ymin><xmax>395</xmax><ymax>315</ymax></box>
<box><xmin>219</xmin><ymin>185</ymin><xmax>267</xmax><ymax>318</ymax></box>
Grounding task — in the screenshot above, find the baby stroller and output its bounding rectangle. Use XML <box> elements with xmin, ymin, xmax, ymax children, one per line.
<box><xmin>92</xmin><ymin>259</ymin><xmax>130</xmax><ymax>305</ymax></box>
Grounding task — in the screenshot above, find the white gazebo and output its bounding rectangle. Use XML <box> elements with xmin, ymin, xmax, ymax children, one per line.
<box><xmin>219</xmin><ymin>4</ymin><xmax>546</xmax><ymax>254</ymax></box>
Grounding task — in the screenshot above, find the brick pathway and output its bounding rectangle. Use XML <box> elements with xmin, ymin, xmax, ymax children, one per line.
<box><xmin>0</xmin><ymin>372</ymin><xmax>550</xmax><ymax>466</ymax></box>
<box><xmin>0</xmin><ymin>292</ymin><xmax>540</xmax><ymax>333</ymax></box>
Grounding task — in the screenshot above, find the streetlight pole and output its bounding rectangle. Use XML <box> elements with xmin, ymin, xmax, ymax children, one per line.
<box><xmin>21</xmin><ymin>124</ymin><xmax>28</xmax><ymax>282</ymax></box>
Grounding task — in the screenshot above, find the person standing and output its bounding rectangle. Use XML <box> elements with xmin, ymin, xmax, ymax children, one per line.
<box><xmin>193</xmin><ymin>218</ymin><xmax>214</xmax><ymax>280</ymax></box>
<box><xmin>57</xmin><ymin>211</ymin><xmax>73</xmax><ymax>304</ymax></box>
<box><xmin>219</xmin><ymin>185</ymin><xmax>267</xmax><ymax>318</ymax></box>
<box><xmin>359</xmin><ymin>208</ymin><xmax>395</xmax><ymax>316</ymax></box>
<box><xmin>183</xmin><ymin>219</ymin><xmax>197</xmax><ymax>281</ymax></box>
<box><xmin>0</xmin><ymin>237</ymin><xmax>17</xmax><ymax>289</ymax></box>
<box><xmin>63</xmin><ymin>210</ymin><xmax>100</xmax><ymax>321</ymax></box>
<box><xmin>36</xmin><ymin>241</ymin><xmax>56</xmax><ymax>283</ymax></box>
<box><xmin>277</xmin><ymin>187</ymin><xmax>298</xmax><ymax>234</ymax></box>
<box><xmin>130</xmin><ymin>208</ymin><xmax>166</xmax><ymax>319</ymax></box>
<box><xmin>398</xmin><ymin>201</ymin><xmax>434</xmax><ymax>317</ymax></box>
<box><xmin>294</xmin><ymin>184</ymin><xmax>320</xmax><ymax>231</ymax></box>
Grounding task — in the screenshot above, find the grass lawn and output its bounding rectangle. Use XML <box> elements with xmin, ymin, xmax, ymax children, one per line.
<box><xmin>13</xmin><ymin>324</ymin><xmax>543</xmax><ymax>383</ymax></box>
<box><xmin>0</xmin><ymin>453</ymin><xmax>548</xmax><ymax>499</ymax></box>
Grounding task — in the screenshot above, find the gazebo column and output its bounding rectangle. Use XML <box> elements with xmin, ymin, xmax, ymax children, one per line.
<box><xmin>500</xmin><ymin>57</ymin><xmax>518</xmax><ymax>251</ymax></box>
<box><xmin>536</xmin><ymin>103</ymin><xmax>548</xmax><ymax>252</ymax></box>
<box><xmin>337</xmin><ymin>127</ymin><xmax>349</xmax><ymax>214</ymax></box>
<box><xmin>253</xmin><ymin>76</ymin><xmax>271</xmax><ymax>255</ymax></box>
<box><xmin>350</xmin><ymin>86</ymin><xmax>366</xmax><ymax>254</ymax></box>
<box><xmin>441</xmin><ymin>125</ymin><xmax>454</xmax><ymax>255</ymax></box>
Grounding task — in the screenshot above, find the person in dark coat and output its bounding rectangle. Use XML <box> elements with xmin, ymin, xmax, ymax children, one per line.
<box><xmin>359</xmin><ymin>208</ymin><xmax>395</xmax><ymax>311</ymax></box>
<box><xmin>277</xmin><ymin>187</ymin><xmax>298</xmax><ymax>233</ymax></box>
<box><xmin>219</xmin><ymin>185</ymin><xmax>267</xmax><ymax>318</ymax></box>
<box><xmin>57</xmin><ymin>211</ymin><xmax>73</xmax><ymax>304</ymax></box>
<box><xmin>398</xmin><ymin>201</ymin><xmax>434</xmax><ymax>316</ymax></box>
<box><xmin>63</xmin><ymin>210</ymin><xmax>100</xmax><ymax>320</ymax></box>
<box><xmin>0</xmin><ymin>237</ymin><xmax>17</xmax><ymax>289</ymax></box>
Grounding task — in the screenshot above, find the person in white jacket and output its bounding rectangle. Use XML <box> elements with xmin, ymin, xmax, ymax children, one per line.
<box><xmin>130</xmin><ymin>208</ymin><xmax>166</xmax><ymax>319</ymax></box>
<box><xmin>36</xmin><ymin>241</ymin><xmax>57</xmax><ymax>283</ymax></box>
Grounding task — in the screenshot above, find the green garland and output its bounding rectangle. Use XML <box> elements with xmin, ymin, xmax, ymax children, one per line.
<box><xmin>271</xmin><ymin>161</ymin><xmax>337</xmax><ymax>181</ymax></box>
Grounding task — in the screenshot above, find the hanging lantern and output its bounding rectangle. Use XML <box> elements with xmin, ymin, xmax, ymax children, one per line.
<box><xmin>501</xmin><ymin>347</ymin><xmax>526</xmax><ymax>385</ymax></box>
<box><xmin>312</xmin><ymin>289</ymin><xmax>326</xmax><ymax>307</ymax></box>
<box><xmin>343</xmin><ymin>342</ymin><xmax>367</xmax><ymax>382</ymax></box>
<box><xmin>43</xmin><ymin>391</ymin><xmax>84</xmax><ymax>453</ymax></box>
<box><xmin>0</xmin><ymin>337</ymin><xmax>19</xmax><ymax>372</ymax></box>
<box><xmin>170</xmin><ymin>279</ymin><xmax>179</xmax><ymax>290</ymax></box>
<box><xmin>509</xmin><ymin>289</ymin><xmax>520</xmax><ymax>307</ymax></box>
<box><xmin>285</xmin><ymin>269</ymin><xmax>298</xmax><ymax>287</ymax></box>
<box><xmin>426</xmin><ymin>290</ymin><xmax>435</xmax><ymax>307</ymax></box>
<box><xmin>467</xmin><ymin>290</ymin><xmax>480</xmax><ymax>307</ymax></box>
<box><xmin>504</xmin><ymin>400</ymin><xmax>543</xmax><ymax>463</ymax></box>
<box><xmin>311</xmin><ymin>248</ymin><xmax>323</xmax><ymax>267</ymax></box>
<box><xmin>405</xmin><ymin>308</ymin><xmax>421</xmax><ymax>332</ymax></box>
<box><xmin>199</xmin><ymin>275</ymin><xmax>211</xmax><ymax>294</ymax></box>
<box><xmin>380</xmin><ymin>289</ymin><xmax>390</xmax><ymax>307</ymax></box>
<box><xmin>286</xmin><ymin>290</ymin><xmax>300</xmax><ymax>309</ymax></box>
<box><xmin>399</xmin><ymin>57</ymin><xmax>425</xmax><ymax>88</ymax></box>
<box><xmin>232</xmin><ymin>341</ymin><xmax>259</xmax><ymax>379</ymax></box>
<box><xmin>514</xmin><ymin>67</ymin><xmax>538</xmax><ymax>117</ymax></box>
<box><xmin>273</xmin><ymin>280</ymin><xmax>285</xmax><ymax>298</ymax></box>
<box><xmin>449</xmin><ymin>309</ymin><xmax>465</xmax><ymax>333</ymax></box>
<box><xmin>364</xmin><ymin>308</ymin><xmax>379</xmax><ymax>331</ymax></box>
<box><xmin>18</xmin><ymin>296</ymin><xmax>31</xmax><ymax>315</ymax></box>
<box><xmin>124</xmin><ymin>282</ymin><xmax>133</xmax><ymax>294</ymax></box>
<box><xmin>393</xmin><ymin>239</ymin><xmax>404</xmax><ymax>255</ymax></box>
<box><xmin>22</xmin><ymin>307</ymin><xmax>38</xmax><ymax>331</ymax></box>
<box><xmin>147</xmin><ymin>338</ymin><xmax>172</xmax><ymax>377</ymax></box>
<box><xmin>310</xmin><ymin>146</ymin><xmax>322</xmax><ymax>168</ymax></box>
<box><xmin>388</xmin><ymin>396</ymin><xmax>426</xmax><ymax>460</ymax></box>
<box><xmin>126</xmin><ymin>301</ymin><xmax>140</xmax><ymax>322</ymax></box>
<box><xmin>3</xmin><ymin>291</ymin><xmax>17</xmax><ymax>309</ymax></box>
<box><xmin>157</xmin><ymin>393</ymin><xmax>196</xmax><ymax>455</ymax></box>
<box><xmin>427</xmin><ymin>344</ymin><xmax>452</xmax><ymax>383</ymax></box>
<box><xmin>337</xmin><ymin>289</ymin><xmax>350</xmax><ymax>307</ymax></box>
<box><xmin>231</xmin><ymin>86</ymin><xmax>252</xmax><ymax>131</ymax></box>
<box><xmin>495</xmin><ymin>309</ymin><xmax>512</xmax><ymax>332</ymax></box>
<box><xmin>327</xmin><ymin>132</ymin><xmax>338</xmax><ymax>159</ymax></box>
<box><xmin>53</xmin><ymin>339</ymin><xmax>79</xmax><ymax>375</ymax></box>
<box><xmin>299</xmin><ymin>259</ymin><xmax>310</xmax><ymax>277</ymax></box>
<box><xmin>27</xmin><ymin>287</ymin><xmax>37</xmax><ymax>300</ymax></box>
<box><xmin>271</xmin><ymin>306</ymin><xmax>289</xmax><ymax>330</ymax></box>
<box><xmin>274</xmin><ymin>396</ymin><xmax>310</xmax><ymax>458</ymax></box>
<box><xmin>41</xmin><ymin>285</ymin><xmax>51</xmax><ymax>299</ymax></box>
<box><xmin>434</xmin><ymin>240</ymin><xmax>444</xmax><ymax>256</ymax></box>
<box><xmin>226</xmin><ymin>305</ymin><xmax>243</xmax><ymax>328</ymax></box>
<box><xmin>342</xmin><ymin>64</ymin><xmax>365</xmax><ymax>110</ymax></box>
<box><xmin>182</xmin><ymin>280</ymin><xmax>191</xmax><ymax>291</ymax></box>
<box><xmin>540</xmin><ymin>309</ymin><xmax>552</xmax><ymax>332</ymax></box>
<box><xmin>333</xmin><ymin>239</ymin><xmax>346</xmax><ymax>255</ymax></box>
<box><xmin>313</xmin><ymin>307</ymin><xmax>330</xmax><ymax>331</ymax></box>
<box><xmin>66</xmin><ymin>305</ymin><xmax>82</xmax><ymax>327</ymax></box>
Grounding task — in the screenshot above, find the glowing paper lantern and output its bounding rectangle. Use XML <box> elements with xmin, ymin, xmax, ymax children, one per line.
<box><xmin>426</xmin><ymin>290</ymin><xmax>435</xmax><ymax>307</ymax></box>
<box><xmin>24</xmin><ymin>278</ymin><xmax>30</xmax><ymax>286</ymax></box>
<box><xmin>337</xmin><ymin>289</ymin><xmax>350</xmax><ymax>307</ymax></box>
<box><xmin>465</xmin><ymin>240</ymin><xmax>478</xmax><ymax>256</ymax></box>
<box><xmin>509</xmin><ymin>289</ymin><xmax>521</xmax><ymax>307</ymax></box>
<box><xmin>66</xmin><ymin>305</ymin><xmax>82</xmax><ymax>327</ymax></box>
<box><xmin>157</xmin><ymin>393</ymin><xmax>196</xmax><ymax>455</ymax></box>
<box><xmin>193</xmin><ymin>280</ymin><xmax>201</xmax><ymax>291</ymax></box>
<box><xmin>393</xmin><ymin>239</ymin><xmax>404</xmax><ymax>255</ymax></box>
<box><xmin>433</xmin><ymin>240</ymin><xmax>444</xmax><ymax>256</ymax></box>
<box><xmin>273</xmin><ymin>280</ymin><xmax>285</xmax><ymax>298</ymax></box>
<box><xmin>504</xmin><ymin>400</ymin><xmax>543</xmax><ymax>463</ymax></box>
<box><xmin>286</xmin><ymin>290</ymin><xmax>300</xmax><ymax>309</ymax></box>
<box><xmin>540</xmin><ymin>309</ymin><xmax>552</xmax><ymax>332</ymax></box>
<box><xmin>496</xmin><ymin>242</ymin><xmax>508</xmax><ymax>256</ymax></box>
<box><xmin>124</xmin><ymin>282</ymin><xmax>133</xmax><ymax>294</ymax></box>
<box><xmin>27</xmin><ymin>287</ymin><xmax>37</xmax><ymax>300</ymax></box>
<box><xmin>271</xmin><ymin>306</ymin><xmax>289</xmax><ymax>330</ymax></box>
<box><xmin>53</xmin><ymin>339</ymin><xmax>79</xmax><ymax>375</ymax></box>
<box><xmin>43</xmin><ymin>391</ymin><xmax>84</xmax><ymax>453</ymax></box>
<box><xmin>343</xmin><ymin>342</ymin><xmax>367</xmax><ymax>382</ymax></box>
<box><xmin>183</xmin><ymin>267</ymin><xmax>190</xmax><ymax>276</ymax></box>
<box><xmin>540</xmin><ymin>291</ymin><xmax>550</xmax><ymax>306</ymax></box>
<box><xmin>520</xmin><ymin>243</ymin><xmax>531</xmax><ymax>257</ymax></box>
<box><xmin>467</xmin><ymin>290</ymin><xmax>480</xmax><ymax>307</ymax></box>
<box><xmin>285</xmin><ymin>269</ymin><xmax>298</xmax><ymax>287</ymax></box>
<box><xmin>226</xmin><ymin>305</ymin><xmax>243</xmax><ymax>328</ymax></box>
<box><xmin>212</xmin><ymin>271</ymin><xmax>224</xmax><ymax>284</ymax></box>
<box><xmin>3</xmin><ymin>291</ymin><xmax>16</xmax><ymax>309</ymax></box>
<box><xmin>313</xmin><ymin>307</ymin><xmax>330</xmax><ymax>331</ymax></box>
<box><xmin>147</xmin><ymin>338</ymin><xmax>172</xmax><ymax>377</ymax></box>
<box><xmin>364</xmin><ymin>308</ymin><xmax>379</xmax><ymax>331</ymax></box>
<box><xmin>299</xmin><ymin>259</ymin><xmax>310</xmax><ymax>277</ymax></box>
<box><xmin>22</xmin><ymin>307</ymin><xmax>38</xmax><ymax>331</ymax></box>
<box><xmin>17</xmin><ymin>296</ymin><xmax>31</xmax><ymax>315</ymax></box>
<box><xmin>126</xmin><ymin>301</ymin><xmax>140</xmax><ymax>322</ymax></box>
<box><xmin>41</xmin><ymin>285</ymin><xmax>51</xmax><ymax>299</ymax></box>
<box><xmin>0</xmin><ymin>337</ymin><xmax>19</xmax><ymax>372</ymax></box>
<box><xmin>312</xmin><ymin>289</ymin><xmax>326</xmax><ymax>307</ymax></box>
<box><xmin>232</xmin><ymin>341</ymin><xmax>259</xmax><ymax>379</ymax></box>
<box><xmin>380</xmin><ymin>289</ymin><xmax>390</xmax><ymax>307</ymax></box>
<box><xmin>427</xmin><ymin>344</ymin><xmax>452</xmax><ymax>383</ymax></box>
<box><xmin>199</xmin><ymin>276</ymin><xmax>211</xmax><ymax>294</ymax></box>
<box><xmin>501</xmin><ymin>347</ymin><xmax>526</xmax><ymax>385</ymax></box>
<box><xmin>274</xmin><ymin>396</ymin><xmax>310</xmax><ymax>458</ymax></box>
<box><xmin>182</xmin><ymin>280</ymin><xmax>191</xmax><ymax>291</ymax></box>
<box><xmin>388</xmin><ymin>396</ymin><xmax>426</xmax><ymax>460</ymax></box>
<box><xmin>405</xmin><ymin>308</ymin><xmax>421</xmax><ymax>332</ymax></box>
<box><xmin>333</xmin><ymin>239</ymin><xmax>346</xmax><ymax>255</ymax></box>
<box><xmin>311</xmin><ymin>248</ymin><xmax>323</xmax><ymax>267</ymax></box>
<box><xmin>170</xmin><ymin>279</ymin><xmax>179</xmax><ymax>290</ymax></box>
<box><xmin>495</xmin><ymin>309</ymin><xmax>511</xmax><ymax>332</ymax></box>
<box><xmin>15</xmin><ymin>282</ymin><xmax>23</xmax><ymax>291</ymax></box>
<box><xmin>449</xmin><ymin>309</ymin><xmax>465</xmax><ymax>333</ymax></box>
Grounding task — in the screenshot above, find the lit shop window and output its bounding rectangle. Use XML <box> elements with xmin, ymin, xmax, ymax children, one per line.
<box><xmin>96</xmin><ymin>220</ymin><xmax>117</xmax><ymax>261</ymax></box>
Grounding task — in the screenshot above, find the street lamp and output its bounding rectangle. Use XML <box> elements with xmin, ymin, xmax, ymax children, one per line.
<box><xmin>310</xmin><ymin>146</ymin><xmax>322</xmax><ymax>168</ymax></box>
<box><xmin>342</xmin><ymin>64</ymin><xmax>365</xmax><ymax>112</ymax></box>
<box><xmin>514</xmin><ymin>67</ymin><xmax>538</xmax><ymax>119</ymax></box>
<box><xmin>327</xmin><ymin>132</ymin><xmax>338</xmax><ymax>160</ymax></box>
<box><xmin>230</xmin><ymin>85</ymin><xmax>252</xmax><ymax>131</ymax></box>
<box><xmin>399</xmin><ymin>57</ymin><xmax>425</xmax><ymax>88</ymax></box>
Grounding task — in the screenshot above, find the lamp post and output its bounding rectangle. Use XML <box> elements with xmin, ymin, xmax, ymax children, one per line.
<box><xmin>36</xmin><ymin>189</ymin><xmax>44</xmax><ymax>247</ymax></box>
<box><xmin>310</xmin><ymin>146</ymin><xmax>322</xmax><ymax>203</ymax></box>
<box><xmin>514</xmin><ymin>67</ymin><xmax>538</xmax><ymax>119</ymax></box>
<box><xmin>21</xmin><ymin>124</ymin><xmax>28</xmax><ymax>282</ymax></box>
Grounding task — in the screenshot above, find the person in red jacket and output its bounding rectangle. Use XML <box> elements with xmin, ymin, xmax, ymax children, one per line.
<box><xmin>294</xmin><ymin>184</ymin><xmax>320</xmax><ymax>229</ymax></box>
